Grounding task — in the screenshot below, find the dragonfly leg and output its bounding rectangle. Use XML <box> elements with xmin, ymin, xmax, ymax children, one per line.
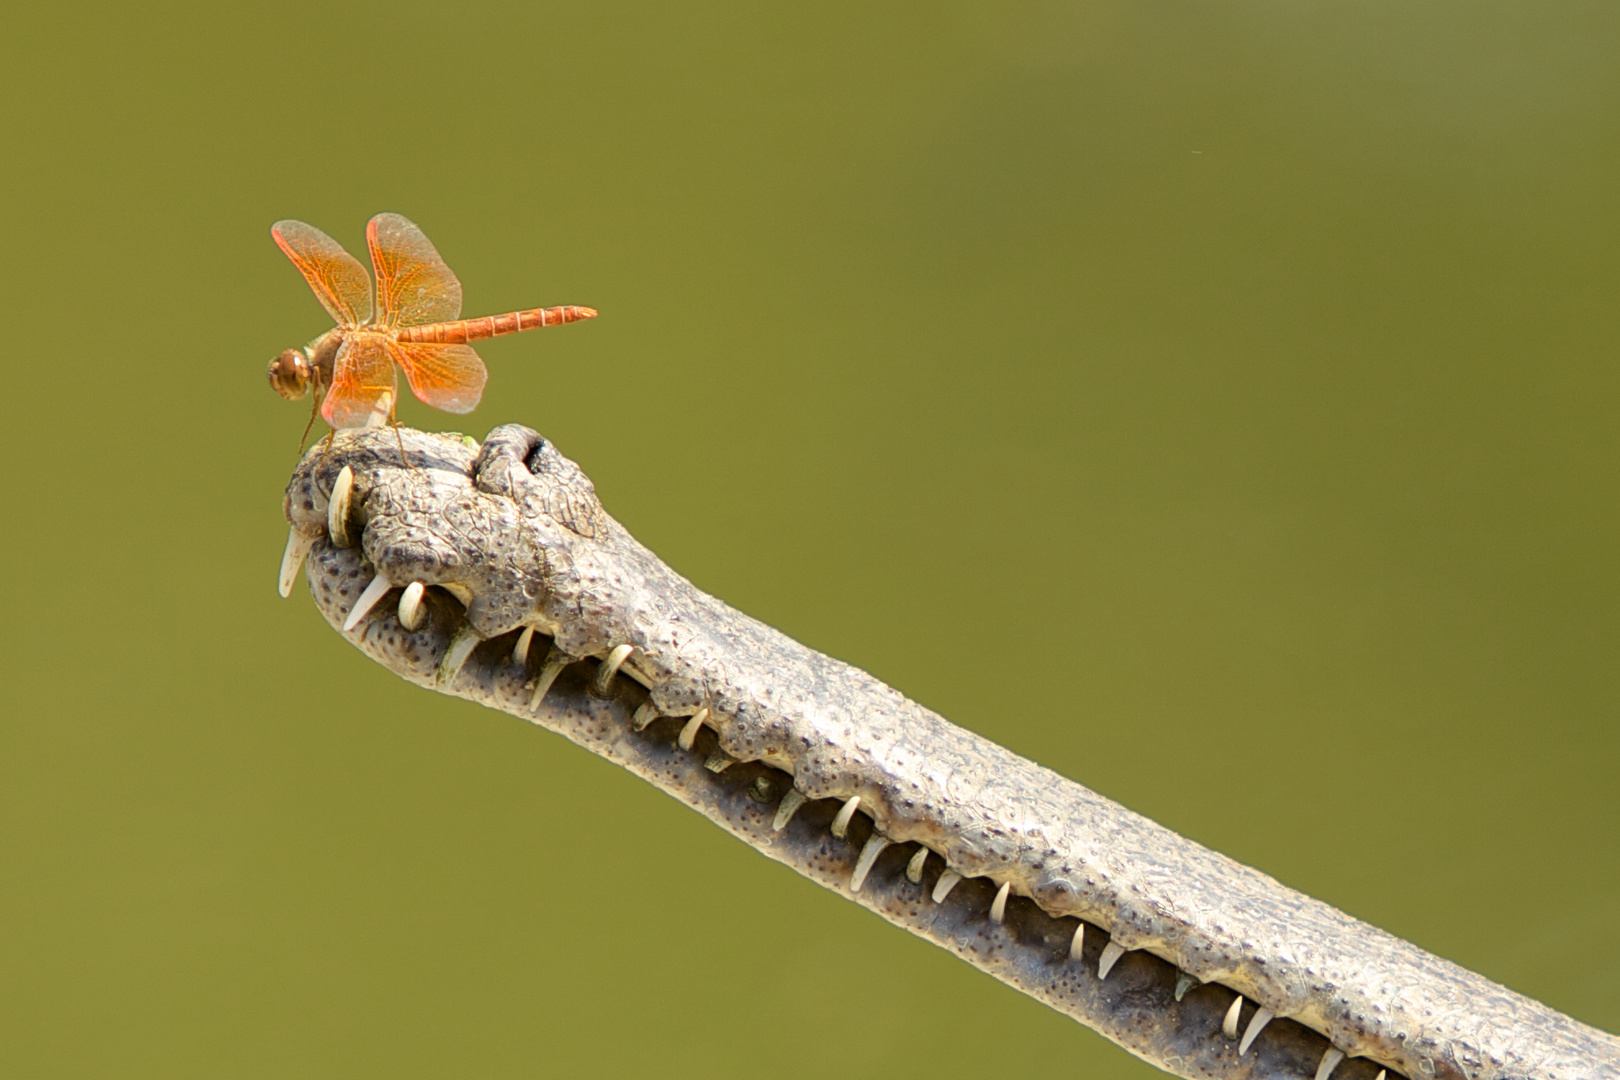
<box><xmin>297</xmin><ymin>371</ymin><xmax>325</xmax><ymax>451</ymax></box>
<box><xmin>315</xmin><ymin>429</ymin><xmax>336</xmax><ymax>464</ymax></box>
<box><xmin>388</xmin><ymin>401</ymin><xmax>416</xmax><ymax>470</ymax></box>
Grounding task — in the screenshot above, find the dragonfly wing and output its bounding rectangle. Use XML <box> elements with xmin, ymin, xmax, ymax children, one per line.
<box><xmin>367</xmin><ymin>213</ymin><xmax>463</xmax><ymax>328</ymax></box>
<box><xmin>322</xmin><ymin>336</ymin><xmax>397</xmax><ymax>428</ymax></box>
<box><xmin>388</xmin><ymin>341</ymin><xmax>487</xmax><ymax>415</ymax></box>
<box><xmin>271</xmin><ymin>220</ymin><xmax>373</xmax><ymax>327</ymax></box>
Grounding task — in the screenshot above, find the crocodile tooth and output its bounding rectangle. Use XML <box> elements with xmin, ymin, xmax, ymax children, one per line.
<box><xmin>830</xmin><ymin>797</ymin><xmax>861</xmax><ymax>838</ymax></box>
<box><xmin>1239</xmin><ymin>1007</ymin><xmax>1274</xmax><ymax>1056</ymax></box>
<box><xmin>327</xmin><ymin>465</ymin><xmax>355</xmax><ymax>547</ymax></box>
<box><xmin>441</xmin><ymin>582</ymin><xmax>474</xmax><ymax>607</ymax></box>
<box><xmin>528</xmin><ymin>647</ymin><xmax>573</xmax><ymax>709</ymax></box>
<box><xmin>277</xmin><ymin>528</ymin><xmax>315</xmax><ymax>598</ymax></box>
<box><xmin>989</xmin><ymin>881</ymin><xmax>1011</xmax><ymax>925</ymax></box>
<box><xmin>594</xmin><ymin>643</ymin><xmax>634</xmax><ymax>693</ymax></box>
<box><xmin>632</xmin><ymin>703</ymin><xmax>660</xmax><ymax>731</ymax></box>
<box><xmin>677</xmin><ymin>708</ymin><xmax>709</xmax><ymax>751</ymax></box>
<box><xmin>1222</xmin><ymin>995</ymin><xmax>1244</xmax><ymax>1040</ymax></box>
<box><xmin>1097</xmin><ymin>941</ymin><xmax>1127</xmax><ymax>980</ymax></box>
<box><xmin>931</xmin><ymin>870</ymin><xmax>962</xmax><ymax>903</ymax></box>
<box><xmin>1374</xmin><ymin>1071</ymin><xmax>1386</xmax><ymax>1080</ymax></box>
<box><xmin>771</xmin><ymin>790</ymin><xmax>805</xmax><ymax>831</ymax></box>
<box><xmin>850</xmin><ymin>835</ymin><xmax>890</xmax><ymax>892</ymax></box>
<box><xmin>343</xmin><ymin>574</ymin><xmax>392</xmax><ymax>632</ymax></box>
<box><xmin>905</xmin><ymin>847</ymin><xmax>929</xmax><ymax>884</ymax></box>
<box><xmin>618</xmin><ymin>665</ymin><xmax>654</xmax><ymax>689</ymax></box>
<box><xmin>1069</xmin><ymin>923</ymin><xmax>1086</xmax><ymax>961</ymax></box>
<box><xmin>703</xmin><ymin>751</ymin><xmax>734</xmax><ymax>773</ymax></box>
<box><xmin>1173</xmin><ymin>972</ymin><xmax>1196</xmax><ymax>1001</ymax></box>
<box><xmin>511</xmin><ymin>625</ymin><xmax>534</xmax><ymax>665</ymax></box>
<box><xmin>436</xmin><ymin>625</ymin><xmax>481</xmax><ymax>686</ymax></box>
<box><xmin>1315</xmin><ymin>1049</ymin><xmax>1345</xmax><ymax>1080</ymax></box>
<box><xmin>397</xmin><ymin>582</ymin><xmax>426</xmax><ymax>631</ymax></box>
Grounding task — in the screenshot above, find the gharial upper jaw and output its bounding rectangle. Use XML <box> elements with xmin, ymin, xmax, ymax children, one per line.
<box><xmin>280</xmin><ymin>429</ymin><xmax>488</xmax><ymax>681</ymax></box>
<box><xmin>282</xmin><ymin>425</ymin><xmax>614</xmax><ymax>650</ymax></box>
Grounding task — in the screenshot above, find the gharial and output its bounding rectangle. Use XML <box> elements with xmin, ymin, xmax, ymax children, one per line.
<box><xmin>276</xmin><ymin>422</ymin><xmax>1620</xmax><ymax>1080</ymax></box>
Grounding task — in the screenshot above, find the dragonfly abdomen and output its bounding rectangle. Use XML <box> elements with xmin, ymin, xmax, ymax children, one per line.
<box><xmin>398</xmin><ymin>305</ymin><xmax>597</xmax><ymax>344</ymax></box>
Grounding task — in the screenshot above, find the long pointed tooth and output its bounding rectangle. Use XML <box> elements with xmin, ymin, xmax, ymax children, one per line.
<box><xmin>632</xmin><ymin>703</ymin><xmax>660</xmax><ymax>731</ymax></box>
<box><xmin>436</xmin><ymin>625</ymin><xmax>482</xmax><ymax>686</ymax></box>
<box><xmin>830</xmin><ymin>796</ymin><xmax>861</xmax><ymax>839</ymax></box>
<box><xmin>905</xmin><ymin>847</ymin><xmax>929</xmax><ymax>884</ymax></box>
<box><xmin>1069</xmin><ymin>923</ymin><xmax>1086</xmax><ymax>961</ymax></box>
<box><xmin>1374</xmin><ymin>1071</ymin><xmax>1386</xmax><ymax>1080</ymax></box>
<box><xmin>989</xmin><ymin>881</ymin><xmax>1011</xmax><ymax>925</ymax></box>
<box><xmin>677</xmin><ymin>708</ymin><xmax>709</xmax><ymax>751</ymax></box>
<box><xmin>1315</xmin><ymin>1049</ymin><xmax>1345</xmax><ymax>1080</ymax></box>
<box><xmin>772</xmin><ymin>790</ymin><xmax>805</xmax><ymax>832</ymax></box>
<box><xmin>593</xmin><ymin>643</ymin><xmax>635</xmax><ymax>693</ymax></box>
<box><xmin>398</xmin><ymin>582</ymin><xmax>426</xmax><ymax>631</ymax></box>
<box><xmin>1174</xmin><ymin>972</ymin><xmax>1196</xmax><ymax>1001</ymax></box>
<box><xmin>703</xmin><ymin>751</ymin><xmax>734</xmax><ymax>773</ymax></box>
<box><xmin>850</xmin><ymin>835</ymin><xmax>891</xmax><ymax>892</ymax></box>
<box><xmin>931</xmin><ymin>870</ymin><xmax>962</xmax><ymax>903</ymax></box>
<box><xmin>1222</xmin><ymin>995</ymin><xmax>1244</xmax><ymax>1040</ymax></box>
<box><xmin>343</xmin><ymin>574</ymin><xmax>393</xmax><ymax>632</ymax></box>
<box><xmin>618</xmin><ymin>664</ymin><xmax>654</xmax><ymax>690</ymax></box>
<box><xmin>441</xmin><ymin>582</ymin><xmax>474</xmax><ymax>607</ymax></box>
<box><xmin>511</xmin><ymin>625</ymin><xmax>534</xmax><ymax>665</ymax></box>
<box><xmin>327</xmin><ymin>465</ymin><xmax>355</xmax><ymax>547</ymax></box>
<box><xmin>527</xmin><ymin>647</ymin><xmax>572</xmax><ymax>709</ymax></box>
<box><xmin>1238</xmin><ymin>1007</ymin><xmax>1274</xmax><ymax>1056</ymax></box>
<box><xmin>277</xmin><ymin>528</ymin><xmax>315</xmax><ymax>598</ymax></box>
<box><xmin>1097</xmin><ymin>941</ymin><xmax>1127</xmax><ymax>980</ymax></box>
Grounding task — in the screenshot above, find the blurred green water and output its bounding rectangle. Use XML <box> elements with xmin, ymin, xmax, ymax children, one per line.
<box><xmin>0</xmin><ymin>2</ymin><xmax>1615</xmax><ymax>1076</ymax></box>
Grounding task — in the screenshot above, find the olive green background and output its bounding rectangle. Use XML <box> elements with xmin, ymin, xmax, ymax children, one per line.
<box><xmin>2</xmin><ymin>2</ymin><xmax>1616</xmax><ymax>1076</ymax></box>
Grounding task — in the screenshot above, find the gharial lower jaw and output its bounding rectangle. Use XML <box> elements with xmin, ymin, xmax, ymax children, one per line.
<box><xmin>277</xmin><ymin>425</ymin><xmax>1620</xmax><ymax>1080</ymax></box>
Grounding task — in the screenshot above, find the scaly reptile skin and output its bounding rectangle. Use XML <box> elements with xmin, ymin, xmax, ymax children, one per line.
<box><xmin>279</xmin><ymin>424</ymin><xmax>1620</xmax><ymax>1080</ymax></box>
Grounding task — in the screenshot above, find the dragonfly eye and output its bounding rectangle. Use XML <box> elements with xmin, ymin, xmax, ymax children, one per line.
<box><xmin>268</xmin><ymin>348</ymin><xmax>312</xmax><ymax>400</ymax></box>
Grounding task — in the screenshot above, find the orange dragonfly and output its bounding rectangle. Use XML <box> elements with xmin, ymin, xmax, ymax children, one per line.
<box><xmin>267</xmin><ymin>212</ymin><xmax>596</xmax><ymax>446</ymax></box>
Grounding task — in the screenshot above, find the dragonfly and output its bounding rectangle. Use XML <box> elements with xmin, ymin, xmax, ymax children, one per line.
<box><xmin>267</xmin><ymin>212</ymin><xmax>596</xmax><ymax>452</ymax></box>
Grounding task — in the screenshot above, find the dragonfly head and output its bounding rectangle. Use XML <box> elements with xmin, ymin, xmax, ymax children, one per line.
<box><xmin>268</xmin><ymin>348</ymin><xmax>313</xmax><ymax>401</ymax></box>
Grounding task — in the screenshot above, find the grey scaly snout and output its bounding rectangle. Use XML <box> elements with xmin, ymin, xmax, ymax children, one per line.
<box><xmin>278</xmin><ymin>423</ymin><xmax>1620</xmax><ymax>1080</ymax></box>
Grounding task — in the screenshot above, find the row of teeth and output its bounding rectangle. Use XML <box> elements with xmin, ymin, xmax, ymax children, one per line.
<box><xmin>280</xmin><ymin>464</ymin><xmax>1388</xmax><ymax>1080</ymax></box>
<box><xmin>606</xmin><ymin>643</ymin><xmax>1372</xmax><ymax>1080</ymax></box>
